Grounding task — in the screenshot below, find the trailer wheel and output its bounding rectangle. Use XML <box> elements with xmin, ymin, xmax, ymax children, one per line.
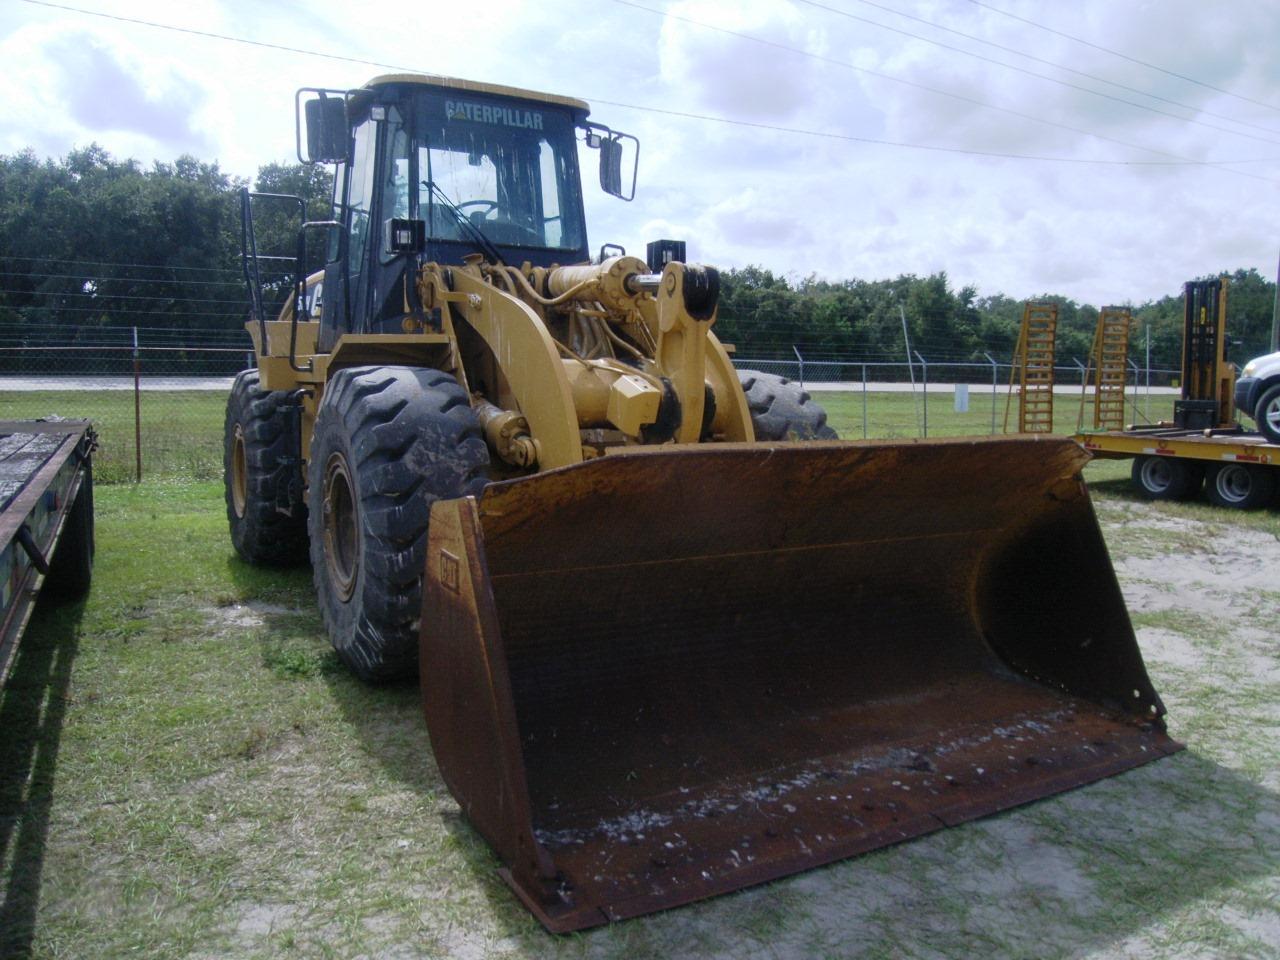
<box><xmin>307</xmin><ymin>366</ymin><xmax>489</xmax><ymax>682</ymax></box>
<box><xmin>224</xmin><ymin>370</ymin><xmax>308</xmax><ymax>565</ymax></box>
<box><xmin>1130</xmin><ymin>456</ymin><xmax>1203</xmax><ymax>501</ymax></box>
<box><xmin>1205</xmin><ymin>462</ymin><xmax>1276</xmax><ymax>510</ymax></box>
<box><xmin>738</xmin><ymin>370</ymin><xmax>838</xmax><ymax>440</ymax></box>
<box><xmin>1255</xmin><ymin>383</ymin><xmax>1280</xmax><ymax>444</ymax></box>
<box><xmin>45</xmin><ymin>471</ymin><xmax>94</xmax><ymax>600</ymax></box>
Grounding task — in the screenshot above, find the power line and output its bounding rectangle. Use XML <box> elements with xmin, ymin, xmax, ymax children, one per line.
<box><xmin>609</xmin><ymin>0</ymin><xmax>1280</xmax><ymax>185</ymax></box>
<box><xmin>18</xmin><ymin>0</ymin><xmax>1276</xmax><ymax>176</ymax></box>
<box><xmin>840</xmin><ymin>0</ymin><xmax>1280</xmax><ymax>138</ymax></box>
<box><xmin>2</xmin><ymin>303</ymin><xmax>246</xmax><ymax>318</ymax></box>
<box><xmin>792</xmin><ymin>0</ymin><xmax>1280</xmax><ymax>150</ymax></box>
<box><xmin>589</xmin><ymin>98</ymin><xmax>1280</xmax><ymax>184</ymax></box>
<box><xmin>0</xmin><ymin>286</ymin><xmax>247</xmax><ymax>304</ymax></box>
<box><xmin>0</xmin><ymin>270</ymin><xmax>248</xmax><ymax>287</ymax></box>
<box><xmin>4</xmin><ymin>254</ymin><xmax>243</xmax><ymax>276</ymax></box>
<box><xmin>614</xmin><ymin>0</ymin><xmax>1280</xmax><ymax>180</ymax></box>
<box><xmin>965</xmin><ymin>0</ymin><xmax>1280</xmax><ymax>115</ymax></box>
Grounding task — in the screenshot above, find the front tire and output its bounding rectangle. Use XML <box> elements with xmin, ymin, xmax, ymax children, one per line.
<box><xmin>738</xmin><ymin>370</ymin><xmax>838</xmax><ymax>440</ymax></box>
<box><xmin>224</xmin><ymin>370</ymin><xmax>308</xmax><ymax>565</ymax></box>
<box><xmin>1254</xmin><ymin>383</ymin><xmax>1280</xmax><ymax>444</ymax></box>
<box><xmin>308</xmin><ymin>366</ymin><xmax>489</xmax><ymax>682</ymax></box>
<box><xmin>1205</xmin><ymin>462</ymin><xmax>1276</xmax><ymax>510</ymax></box>
<box><xmin>1130</xmin><ymin>456</ymin><xmax>1203</xmax><ymax>501</ymax></box>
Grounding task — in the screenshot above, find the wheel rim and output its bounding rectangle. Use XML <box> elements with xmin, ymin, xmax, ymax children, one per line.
<box><xmin>231</xmin><ymin>424</ymin><xmax>248</xmax><ymax>518</ymax></box>
<box><xmin>1265</xmin><ymin>395</ymin><xmax>1280</xmax><ymax>433</ymax></box>
<box><xmin>322</xmin><ymin>452</ymin><xmax>359</xmax><ymax>602</ymax></box>
<box><xmin>1140</xmin><ymin>458</ymin><xmax>1172</xmax><ymax>494</ymax></box>
<box><xmin>1213</xmin><ymin>465</ymin><xmax>1251</xmax><ymax>504</ymax></box>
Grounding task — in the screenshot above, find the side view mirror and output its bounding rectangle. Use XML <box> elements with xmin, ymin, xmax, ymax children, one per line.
<box><xmin>297</xmin><ymin>89</ymin><xmax>349</xmax><ymax>164</ymax></box>
<box><xmin>584</xmin><ymin>123</ymin><xmax>638</xmax><ymax>201</ymax></box>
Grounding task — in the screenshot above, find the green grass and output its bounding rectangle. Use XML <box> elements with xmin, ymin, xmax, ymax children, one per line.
<box><xmin>2</xmin><ymin>383</ymin><xmax>1178</xmax><ymax>488</ymax></box>
<box><xmin>0</xmin><ymin>391</ymin><xmax>229</xmax><ymax>484</ymax></box>
<box><xmin>813</xmin><ymin>387</ymin><xmax>1173</xmax><ymax>441</ymax></box>
<box><xmin>2</xmin><ymin>480</ymin><xmax>1278</xmax><ymax>959</ymax></box>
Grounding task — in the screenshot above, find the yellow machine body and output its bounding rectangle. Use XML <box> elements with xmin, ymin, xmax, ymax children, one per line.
<box><xmin>228</xmin><ymin>72</ymin><xmax>1180</xmax><ymax>933</ymax></box>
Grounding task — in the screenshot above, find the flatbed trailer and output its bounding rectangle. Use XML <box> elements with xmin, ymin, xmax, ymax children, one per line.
<box><xmin>0</xmin><ymin>419</ymin><xmax>96</xmax><ymax>683</ymax></box>
<box><xmin>1077</xmin><ymin>424</ymin><xmax>1279</xmax><ymax>509</ymax></box>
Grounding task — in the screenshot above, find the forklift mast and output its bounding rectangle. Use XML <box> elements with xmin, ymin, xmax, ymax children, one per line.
<box><xmin>1175</xmin><ymin>278</ymin><xmax>1236</xmax><ymax>430</ymax></box>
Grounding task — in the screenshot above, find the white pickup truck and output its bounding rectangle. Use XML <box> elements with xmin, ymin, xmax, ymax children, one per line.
<box><xmin>1235</xmin><ymin>349</ymin><xmax>1280</xmax><ymax>444</ymax></box>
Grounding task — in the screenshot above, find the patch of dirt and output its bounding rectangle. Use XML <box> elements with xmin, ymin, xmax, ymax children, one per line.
<box><xmin>203</xmin><ymin>601</ymin><xmax>302</xmax><ymax>631</ymax></box>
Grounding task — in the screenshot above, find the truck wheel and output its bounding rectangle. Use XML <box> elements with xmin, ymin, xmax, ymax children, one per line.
<box><xmin>307</xmin><ymin>366</ymin><xmax>490</xmax><ymax>682</ymax></box>
<box><xmin>1130</xmin><ymin>456</ymin><xmax>1203</xmax><ymax>501</ymax></box>
<box><xmin>224</xmin><ymin>370</ymin><xmax>308</xmax><ymax>565</ymax></box>
<box><xmin>45</xmin><ymin>471</ymin><xmax>94</xmax><ymax>600</ymax></box>
<box><xmin>738</xmin><ymin>370</ymin><xmax>838</xmax><ymax>440</ymax></box>
<box><xmin>1255</xmin><ymin>383</ymin><xmax>1280</xmax><ymax>444</ymax></box>
<box><xmin>1205</xmin><ymin>462</ymin><xmax>1276</xmax><ymax>510</ymax></box>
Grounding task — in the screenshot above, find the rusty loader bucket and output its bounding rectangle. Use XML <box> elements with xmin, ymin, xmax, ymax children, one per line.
<box><xmin>420</xmin><ymin>435</ymin><xmax>1180</xmax><ymax>932</ymax></box>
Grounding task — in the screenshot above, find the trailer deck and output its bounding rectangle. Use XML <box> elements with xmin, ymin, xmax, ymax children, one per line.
<box><xmin>0</xmin><ymin>419</ymin><xmax>95</xmax><ymax>683</ymax></box>
<box><xmin>1077</xmin><ymin>424</ymin><xmax>1278</xmax><ymax>466</ymax></box>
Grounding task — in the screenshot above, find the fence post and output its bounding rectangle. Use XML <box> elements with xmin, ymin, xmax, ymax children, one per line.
<box><xmin>133</xmin><ymin>326</ymin><xmax>142</xmax><ymax>483</ymax></box>
<box><xmin>899</xmin><ymin>305</ymin><xmax>920</xmax><ymax>433</ymax></box>
<box><xmin>861</xmin><ymin>363</ymin><xmax>868</xmax><ymax>439</ymax></box>
<box><xmin>1144</xmin><ymin>324</ymin><xmax>1151</xmax><ymax>421</ymax></box>
<box><xmin>1128</xmin><ymin>358</ymin><xmax>1142</xmax><ymax>425</ymax></box>
<box><xmin>983</xmin><ymin>353</ymin><xmax>998</xmax><ymax>435</ymax></box>
<box><xmin>914</xmin><ymin>351</ymin><xmax>928</xmax><ymax>438</ymax></box>
<box><xmin>793</xmin><ymin>345</ymin><xmax>804</xmax><ymax>390</ymax></box>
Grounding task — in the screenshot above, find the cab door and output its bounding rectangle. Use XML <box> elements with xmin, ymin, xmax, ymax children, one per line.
<box><xmin>319</xmin><ymin>115</ymin><xmax>379</xmax><ymax>351</ymax></box>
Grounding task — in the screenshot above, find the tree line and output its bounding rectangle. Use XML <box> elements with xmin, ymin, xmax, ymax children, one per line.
<box><xmin>2</xmin><ymin>145</ymin><xmax>1275</xmax><ymax>370</ymax></box>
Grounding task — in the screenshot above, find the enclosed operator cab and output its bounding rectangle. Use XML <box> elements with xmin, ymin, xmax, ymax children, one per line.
<box><xmin>307</xmin><ymin>75</ymin><xmax>632</xmax><ymax>352</ymax></box>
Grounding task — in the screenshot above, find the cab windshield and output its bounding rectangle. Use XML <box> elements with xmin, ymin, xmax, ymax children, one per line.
<box><xmin>383</xmin><ymin>90</ymin><xmax>586</xmax><ymax>252</ymax></box>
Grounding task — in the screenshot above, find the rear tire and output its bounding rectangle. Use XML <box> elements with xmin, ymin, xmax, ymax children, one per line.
<box><xmin>1205</xmin><ymin>462</ymin><xmax>1275</xmax><ymax>510</ymax></box>
<box><xmin>307</xmin><ymin>366</ymin><xmax>490</xmax><ymax>682</ymax></box>
<box><xmin>224</xmin><ymin>370</ymin><xmax>308</xmax><ymax>565</ymax></box>
<box><xmin>738</xmin><ymin>370</ymin><xmax>838</xmax><ymax>440</ymax></box>
<box><xmin>1254</xmin><ymin>383</ymin><xmax>1280</xmax><ymax>444</ymax></box>
<box><xmin>1130</xmin><ymin>456</ymin><xmax>1203</xmax><ymax>501</ymax></box>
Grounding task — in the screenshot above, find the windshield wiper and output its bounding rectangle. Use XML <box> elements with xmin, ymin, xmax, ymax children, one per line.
<box><xmin>423</xmin><ymin>181</ymin><xmax>505</xmax><ymax>266</ymax></box>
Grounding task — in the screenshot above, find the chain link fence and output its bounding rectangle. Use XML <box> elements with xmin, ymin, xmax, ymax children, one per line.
<box><xmin>0</xmin><ymin>325</ymin><xmax>1180</xmax><ymax>483</ymax></box>
<box><xmin>0</xmin><ymin>325</ymin><xmax>248</xmax><ymax>483</ymax></box>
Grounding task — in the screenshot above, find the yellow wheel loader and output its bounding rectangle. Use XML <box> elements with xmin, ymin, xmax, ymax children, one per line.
<box><xmin>227</xmin><ymin>73</ymin><xmax>1179</xmax><ymax>932</ymax></box>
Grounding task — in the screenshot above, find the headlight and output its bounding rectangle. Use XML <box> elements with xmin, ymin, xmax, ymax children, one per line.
<box><xmin>1242</xmin><ymin>360</ymin><xmax>1257</xmax><ymax>377</ymax></box>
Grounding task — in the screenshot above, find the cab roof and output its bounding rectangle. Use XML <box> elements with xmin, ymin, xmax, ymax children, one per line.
<box><xmin>363</xmin><ymin>74</ymin><xmax>591</xmax><ymax>116</ymax></box>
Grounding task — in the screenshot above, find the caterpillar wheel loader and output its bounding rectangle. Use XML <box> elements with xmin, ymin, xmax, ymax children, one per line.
<box><xmin>227</xmin><ymin>74</ymin><xmax>1179</xmax><ymax>932</ymax></box>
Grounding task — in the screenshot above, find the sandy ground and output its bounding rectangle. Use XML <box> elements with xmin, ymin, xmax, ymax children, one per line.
<box><xmin>212</xmin><ymin>503</ymin><xmax>1280</xmax><ymax>959</ymax></box>
<box><xmin>3</xmin><ymin>497</ymin><xmax>1277</xmax><ymax>959</ymax></box>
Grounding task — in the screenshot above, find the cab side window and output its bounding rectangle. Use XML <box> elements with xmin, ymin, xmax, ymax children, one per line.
<box><xmin>347</xmin><ymin>119</ymin><xmax>377</xmax><ymax>278</ymax></box>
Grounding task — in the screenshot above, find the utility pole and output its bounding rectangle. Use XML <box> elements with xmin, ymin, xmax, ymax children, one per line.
<box><xmin>1271</xmin><ymin>246</ymin><xmax>1280</xmax><ymax>352</ymax></box>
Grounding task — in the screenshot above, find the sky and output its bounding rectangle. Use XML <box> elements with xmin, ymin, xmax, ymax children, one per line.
<box><xmin>2</xmin><ymin>0</ymin><xmax>1279</xmax><ymax>305</ymax></box>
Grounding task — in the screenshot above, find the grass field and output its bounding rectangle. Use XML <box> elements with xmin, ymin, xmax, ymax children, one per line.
<box><xmin>2</xmin><ymin>463</ymin><xmax>1277</xmax><ymax>958</ymax></box>
<box><xmin>0</xmin><ymin>391</ymin><xmax>228</xmax><ymax>485</ymax></box>
<box><xmin>1</xmin><ymin>384</ymin><xmax>1173</xmax><ymax>486</ymax></box>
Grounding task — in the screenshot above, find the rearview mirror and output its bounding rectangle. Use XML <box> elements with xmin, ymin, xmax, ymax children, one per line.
<box><xmin>585</xmin><ymin>123</ymin><xmax>638</xmax><ymax>201</ymax></box>
<box><xmin>297</xmin><ymin>90</ymin><xmax>349</xmax><ymax>164</ymax></box>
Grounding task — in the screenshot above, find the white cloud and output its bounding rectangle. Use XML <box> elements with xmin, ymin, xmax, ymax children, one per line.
<box><xmin>2</xmin><ymin>0</ymin><xmax>1278</xmax><ymax>305</ymax></box>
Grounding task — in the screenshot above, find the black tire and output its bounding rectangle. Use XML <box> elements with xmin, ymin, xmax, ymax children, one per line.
<box><xmin>224</xmin><ymin>370</ymin><xmax>308</xmax><ymax>566</ymax></box>
<box><xmin>1205</xmin><ymin>462</ymin><xmax>1276</xmax><ymax>510</ymax></box>
<box><xmin>307</xmin><ymin>366</ymin><xmax>490</xmax><ymax>682</ymax></box>
<box><xmin>1254</xmin><ymin>383</ymin><xmax>1280</xmax><ymax>444</ymax></box>
<box><xmin>45</xmin><ymin>469</ymin><xmax>94</xmax><ymax>600</ymax></box>
<box><xmin>737</xmin><ymin>370</ymin><xmax>838</xmax><ymax>440</ymax></box>
<box><xmin>1130</xmin><ymin>456</ymin><xmax>1203</xmax><ymax>501</ymax></box>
